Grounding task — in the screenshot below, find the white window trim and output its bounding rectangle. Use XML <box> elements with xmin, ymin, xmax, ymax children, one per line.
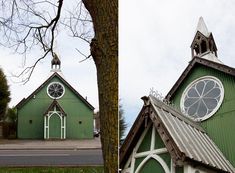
<box><xmin>44</xmin><ymin>107</ymin><xmax>66</xmax><ymax>139</ymax></box>
<box><xmin>47</xmin><ymin>82</ymin><xmax>65</xmax><ymax>99</ymax></box>
<box><xmin>123</xmin><ymin>123</ymin><xmax>171</xmax><ymax>173</ymax></box>
<box><xmin>180</xmin><ymin>76</ymin><xmax>224</xmax><ymax>121</ymax></box>
<box><xmin>135</xmin><ymin>154</ymin><xmax>170</xmax><ymax>173</ymax></box>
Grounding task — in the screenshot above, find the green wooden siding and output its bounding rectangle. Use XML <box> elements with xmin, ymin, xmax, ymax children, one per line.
<box><xmin>17</xmin><ymin>98</ymin><xmax>49</xmax><ymax>139</ymax></box>
<box><xmin>135</xmin><ymin>157</ymin><xmax>145</xmax><ymax>171</ymax></box>
<box><xmin>155</xmin><ymin>129</ymin><xmax>165</xmax><ymax>149</ymax></box>
<box><xmin>134</xmin><ymin>154</ymin><xmax>171</xmax><ymax>173</ymax></box>
<box><xmin>137</xmin><ymin>126</ymin><xmax>152</xmax><ymax>153</ymax></box>
<box><xmin>49</xmin><ymin>113</ymin><xmax>61</xmax><ymax>138</ymax></box>
<box><xmin>159</xmin><ymin>153</ymin><xmax>171</xmax><ymax>169</ymax></box>
<box><xmin>175</xmin><ymin>166</ymin><xmax>184</xmax><ymax>173</ymax></box>
<box><xmin>137</xmin><ymin>124</ymin><xmax>166</xmax><ymax>152</ymax></box>
<box><xmin>17</xmin><ymin>75</ymin><xmax>93</xmax><ymax>139</ymax></box>
<box><xmin>139</xmin><ymin>159</ymin><xmax>165</xmax><ymax>173</ymax></box>
<box><xmin>134</xmin><ymin>123</ymin><xmax>171</xmax><ymax>172</ymax></box>
<box><xmin>170</xmin><ymin>64</ymin><xmax>235</xmax><ymax>166</ymax></box>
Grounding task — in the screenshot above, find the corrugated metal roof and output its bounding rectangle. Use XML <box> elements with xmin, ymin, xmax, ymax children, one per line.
<box><xmin>149</xmin><ymin>95</ymin><xmax>235</xmax><ymax>173</ymax></box>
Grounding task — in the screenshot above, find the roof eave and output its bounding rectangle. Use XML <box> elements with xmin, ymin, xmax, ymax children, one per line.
<box><xmin>165</xmin><ymin>57</ymin><xmax>235</xmax><ymax>101</ymax></box>
<box><xmin>120</xmin><ymin>96</ymin><xmax>235</xmax><ymax>172</ymax></box>
<box><xmin>185</xmin><ymin>157</ymin><xmax>232</xmax><ymax>173</ymax></box>
<box><xmin>119</xmin><ymin>105</ymin><xmax>148</xmax><ymax>168</ymax></box>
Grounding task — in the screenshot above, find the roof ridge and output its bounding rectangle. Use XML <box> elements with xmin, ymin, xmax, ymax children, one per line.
<box><xmin>149</xmin><ymin>95</ymin><xmax>205</xmax><ymax>132</ymax></box>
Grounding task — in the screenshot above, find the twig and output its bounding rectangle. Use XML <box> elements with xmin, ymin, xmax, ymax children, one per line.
<box><xmin>76</xmin><ymin>48</ymin><xmax>91</xmax><ymax>62</ymax></box>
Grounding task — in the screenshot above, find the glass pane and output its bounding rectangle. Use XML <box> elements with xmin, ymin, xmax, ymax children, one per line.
<box><xmin>187</xmin><ymin>101</ymin><xmax>199</xmax><ymax>116</ymax></box>
<box><xmin>203</xmin><ymin>98</ymin><xmax>218</xmax><ymax>109</ymax></box>
<box><xmin>196</xmin><ymin>81</ymin><xmax>204</xmax><ymax>95</ymax></box>
<box><xmin>184</xmin><ymin>98</ymin><xmax>199</xmax><ymax>107</ymax></box>
<box><xmin>187</xmin><ymin>88</ymin><xmax>199</xmax><ymax>97</ymax></box>
<box><xmin>203</xmin><ymin>80</ymin><xmax>215</xmax><ymax>94</ymax></box>
<box><xmin>204</xmin><ymin>88</ymin><xmax>220</xmax><ymax>98</ymax></box>
<box><xmin>197</xmin><ymin>101</ymin><xmax>207</xmax><ymax>117</ymax></box>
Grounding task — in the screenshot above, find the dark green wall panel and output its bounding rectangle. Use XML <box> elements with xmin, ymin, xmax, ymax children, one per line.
<box><xmin>155</xmin><ymin>129</ymin><xmax>165</xmax><ymax>149</ymax></box>
<box><xmin>159</xmin><ymin>153</ymin><xmax>171</xmax><ymax>169</ymax></box>
<box><xmin>137</xmin><ymin>125</ymin><xmax>152</xmax><ymax>153</ymax></box>
<box><xmin>139</xmin><ymin>159</ymin><xmax>165</xmax><ymax>173</ymax></box>
<box><xmin>170</xmin><ymin>64</ymin><xmax>235</xmax><ymax>166</ymax></box>
<box><xmin>135</xmin><ymin>157</ymin><xmax>144</xmax><ymax>172</ymax></box>
<box><xmin>49</xmin><ymin>113</ymin><xmax>61</xmax><ymax>138</ymax></box>
<box><xmin>17</xmin><ymin>75</ymin><xmax>93</xmax><ymax>139</ymax></box>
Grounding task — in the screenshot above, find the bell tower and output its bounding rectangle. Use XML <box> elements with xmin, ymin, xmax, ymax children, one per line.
<box><xmin>51</xmin><ymin>53</ymin><xmax>61</xmax><ymax>72</ymax></box>
<box><xmin>191</xmin><ymin>17</ymin><xmax>222</xmax><ymax>63</ymax></box>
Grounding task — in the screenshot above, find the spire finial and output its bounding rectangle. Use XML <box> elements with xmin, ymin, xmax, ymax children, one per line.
<box><xmin>196</xmin><ymin>17</ymin><xmax>209</xmax><ymax>37</ymax></box>
<box><xmin>51</xmin><ymin>53</ymin><xmax>61</xmax><ymax>71</ymax></box>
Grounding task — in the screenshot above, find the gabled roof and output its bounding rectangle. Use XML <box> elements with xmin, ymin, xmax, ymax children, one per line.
<box><xmin>44</xmin><ymin>99</ymin><xmax>66</xmax><ymax>115</ymax></box>
<box><xmin>165</xmin><ymin>56</ymin><xmax>235</xmax><ymax>101</ymax></box>
<box><xmin>16</xmin><ymin>72</ymin><xmax>94</xmax><ymax>110</ymax></box>
<box><xmin>120</xmin><ymin>95</ymin><xmax>235</xmax><ymax>173</ymax></box>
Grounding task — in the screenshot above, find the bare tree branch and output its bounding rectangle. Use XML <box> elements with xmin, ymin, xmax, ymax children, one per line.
<box><xmin>75</xmin><ymin>48</ymin><xmax>91</xmax><ymax>62</ymax></box>
<box><xmin>0</xmin><ymin>0</ymin><xmax>66</xmax><ymax>82</ymax></box>
<box><xmin>0</xmin><ymin>0</ymin><xmax>93</xmax><ymax>83</ymax></box>
<box><xmin>11</xmin><ymin>49</ymin><xmax>51</xmax><ymax>84</ymax></box>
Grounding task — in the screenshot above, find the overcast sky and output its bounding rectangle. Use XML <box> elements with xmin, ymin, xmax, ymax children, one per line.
<box><xmin>1</xmin><ymin>0</ymin><xmax>235</xmax><ymax>135</ymax></box>
<box><xmin>120</xmin><ymin>0</ymin><xmax>235</xmax><ymax>134</ymax></box>
<box><xmin>0</xmin><ymin>5</ymin><xmax>99</xmax><ymax>110</ymax></box>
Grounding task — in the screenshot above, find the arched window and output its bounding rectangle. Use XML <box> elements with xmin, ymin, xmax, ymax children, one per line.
<box><xmin>194</xmin><ymin>43</ymin><xmax>200</xmax><ymax>55</ymax></box>
<box><xmin>200</xmin><ymin>40</ymin><xmax>207</xmax><ymax>54</ymax></box>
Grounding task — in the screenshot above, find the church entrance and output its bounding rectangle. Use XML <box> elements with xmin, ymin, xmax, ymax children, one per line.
<box><xmin>44</xmin><ymin>101</ymin><xmax>66</xmax><ymax>140</ymax></box>
<box><xmin>49</xmin><ymin>113</ymin><xmax>61</xmax><ymax>139</ymax></box>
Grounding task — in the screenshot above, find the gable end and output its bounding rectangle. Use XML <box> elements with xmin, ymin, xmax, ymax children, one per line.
<box><xmin>166</xmin><ymin>57</ymin><xmax>235</xmax><ymax>101</ymax></box>
<box><xmin>16</xmin><ymin>72</ymin><xmax>94</xmax><ymax>110</ymax></box>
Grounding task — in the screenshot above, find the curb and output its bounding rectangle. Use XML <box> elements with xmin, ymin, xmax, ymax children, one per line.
<box><xmin>0</xmin><ymin>147</ymin><xmax>102</xmax><ymax>150</ymax></box>
<box><xmin>0</xmin><ymin>164</ymin><xmax>104</xmax><ymax>168</ymax></box>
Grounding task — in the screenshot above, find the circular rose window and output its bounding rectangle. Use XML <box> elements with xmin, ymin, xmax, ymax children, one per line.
<box><xmin>181</xmin><ymin>76</ymin><xmax>224</xmax><ymax>121</ymax></box>
<box><xmin>47</xmin><ymin>82</ymin><xmax>65</xmax><ymax>99</ymax></box>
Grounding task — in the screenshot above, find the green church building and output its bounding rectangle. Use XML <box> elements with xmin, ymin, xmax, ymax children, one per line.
<box><xmin>16</xmin><ymin>55</ymin><xmax>94</xmax><ymax>139</ymax></box>
<box><xmin>120</xmin><ymin>18</ymin><xmax>235</xmax><ymax>173</ymax></box>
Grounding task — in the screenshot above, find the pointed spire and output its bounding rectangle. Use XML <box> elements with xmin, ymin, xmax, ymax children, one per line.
<box><xmin>190</xmin><ymin>17</ymin><xmax>222</xmax><ymax>64</ymax></box>
<box><xmin>196</xmin><ymin>17</ymin><xmax>210</xmax><ymax>37</ymax></box>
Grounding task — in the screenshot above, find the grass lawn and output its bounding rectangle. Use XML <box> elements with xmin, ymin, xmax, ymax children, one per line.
<box><xmin>0</xmin><ymin>166</ymin><xmax>104</xmax><ymax>173</ymax></box>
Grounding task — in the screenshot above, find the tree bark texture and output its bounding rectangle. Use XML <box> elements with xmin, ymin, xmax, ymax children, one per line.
<box><xmin>82</xmin><ymin>0</ymin><xmax>118</xmax><ymax>172</ymax></box>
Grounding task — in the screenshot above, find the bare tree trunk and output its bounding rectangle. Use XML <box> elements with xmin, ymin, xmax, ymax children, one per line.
<box><xmin>82</xmin><ymin>0</ymin><xmax>118</xmax><ymax>172</ymax></box>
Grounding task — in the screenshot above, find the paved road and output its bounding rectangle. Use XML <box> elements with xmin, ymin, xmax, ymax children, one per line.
<box><xmin>0</xmin><ymin>149</ymin><xmax>103</xmax><ymax>167</ymax></box>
